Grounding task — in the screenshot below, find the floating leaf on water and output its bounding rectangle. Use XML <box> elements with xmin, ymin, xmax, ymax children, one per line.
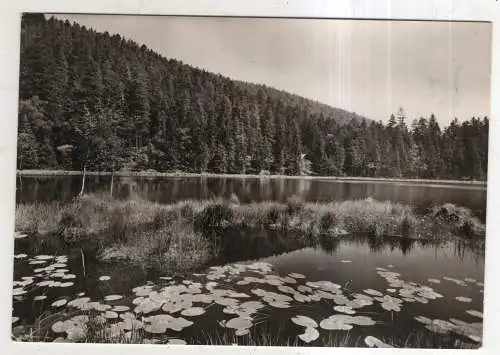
<box><xmin>235</xmin><ymin>329</ymin><xmax>250</xmax><ymax>337</ymax></box>
<box><xmin>122</xmin><ymin>318</ymin><xmax>143</xmax><ymax>331</ymax></box>
<box><xmin>68</xmin><ymin>297</ymin><xmax>90</xmax><ymax>308</ymax></box>
<box><xmin>340</xmin><ymin>260</ymin><xmax>352</xmax><ymax>263</ymax></box>
<box><xmin>428</xmin><ymin>278</ymin><xmax>441</xmax><ymax>284</ymax></box>
<box><xmin>380</xmin><ymin>302</ymin><xmax>401</xmax><ymax>312</ymax></box>
<box><xmin>350</xmin><ymin>316</ymin><xmax>376</xmax><ymax>326</ymax></box>
<box><xmin>414</xmin><ymin>316</ymin><xmax>432</xmax><ymax>325</ymax></box>
<box><xmin>14</xmin><ymin>232</ymin><xmax>27</xmax><ymax>239</ymax></box>
<box><xmin>167</xmin><ymin>339</ymin><xmax>187</xmax><ymax>345</ymax></box>
<box><xmin>51</xmin><ymin>299</ymin><xmax>67</xmax><ymax>308</ymax></box>
<box><xmin>52</xmin><ymin>263</ymin><xmax>67</xmax><ymax>268</ymax></box>
<box><xmin>364</xmin><ymin>289</ymin><xmax>383</xmax><ymax>297</ymax></box>
<box><xmin>291</xmin><ymin>315</ymin><xmax>318</xmax><ymax>328</ymax></box>
<box><xmin>66</xmin><ymin>326</ymin><xmax>87</xmax><ymax>342</ymax></box>
<box><xmin>120</xmin><ymin>312</ymin><xmax>136</xmax><ymax>321</ymax></box>
<box><xmin>277</xmin><ymin>286</ymin><xmax>297</xmax><ymax>295</ymax></box>
<box><xmin>95</xmin><ymin>303</ymin><xmax>113</xmax><ymax>312</ymax></box>
<box><xmin>466</xmin><ymin>310</ymin><xmax>483</xmax><ymax>319</ymax></box>
<box><xmin>104</xmin><ymin>311</ymin><xmax>119</xmax><ymax>319</ymax></box>
<box><xmin>29</xmin><ymin>260</ymin><xmax>46</xmax><ymax>265</ymax></box>
<box><xmin>319</xmin><ymin>315</ymin><xmax>354</xmax><ymax>331</ymax></box>
<box><xmin>160</xmin><ymin>276</ymin><xmax>172</xmax><ymax>281</ymax></box>
<box><xmin>332</xmin><ymin>295</ymin><xmax>349</xmax><ymax>305</ymax></box>
<box><xmin>240</xmin><ymin>301</ymin><xmax>264</xmax><ymax>310</ymax></box>
<box><xmin>293</xmin><ymin>293</ymin><xmax>310</xmax><ymax>303</ymax></box>
<box><xmin>104</xmin><ymin>295</ymin><xmax>123</xmax><ymax>301</ymax></box>
<box><xmin>364</xmin><ymin>336</ymin><xmax>393</xmax><ymax>348</ymax></box>
<box><xmin>386</xmin><ymin>289</ymin><xmax>396</xmax><ymax>293</ymax></box>
<box><xmin>425</xmin><ymin>319</ymin><xmax>456</xmax><ymax>334</ymax></box>
<box><xmin>225</xmin><ymin>317</ymin><xmax>252</xmax><ymax>330</ymax></box>
<box><xmin>181</xmin><ymin>307</ymin><xmax>205</xmax><ymax>317</ymax></box>
<box><xmin>386</xmin><ymin>264</ymin><xmax>394</xmax><ymax>268</ymax></box>
<box><xmin>298</xmin><ymin>327</ymin><xmax>319</xmax><ymax>343</ymax></box>
<box><xmin>99</xmin><ymin>276</ymin><xmax>111</xmax><ymax>281</ymax></box>
<box><xmin>62</xmin><ymin>274</ymin><xmax>76</xmax><ymax>280</ymax></box>
<box><xmin>59</xmin><ymin>282</ymin><xmax>74</xmax><ymax>288</ymax></box>
<box><xmin>334</xmin><ymin>306</ymin><xmax>356</xmax><ymax>315</ymax></box>
<box><xmin>288</xmin><ymin>273</ymin><xmax>305</xmax><ymax>279</ymax></box>
<box><xmin>34</xmin><ymin>295</ymin><xmax>47</xmax><ymax>301</ymax></box>
<box><xmin>306</xmin><ymin>281</ymin><xmax>341</xmax><ymax>292</ymax></box>
<box><xmin>455</xmin><ymin>296</ymin><xmax>472</xmax><ymax>303</ymax></box>
<box><xmin>297</xmin><ymin>285</ymin><xmax>312</xmax><ymax>294</ymax></box>
<box><xmin>14</xmin><ymin>254</ymin><xmax>28</xmax><ymax>259</ymax></box>
<box><xmin>112</xmin><ymin>305</ymin><xmax>130</xmax><ymax>312</ymax></box>
<box><xmin>12</xmin><ymin>287</ymin><xmax>27</xmax><ymax>296</ymax></box>
<box><xmin>464</xmin><ymin>278</ymin><xmax>477</xmax><ymax>283</ymax></box>
<box><xmin>477</xmin><ymin>282</ymin><xmax>484</xmax><ymax>287</ymax></box>
<box><xmin>35</xmin><ymin>255</ymin><xmax>54</xmax><ymax>260</ymax></box>
<box><xmin>268</xmin><ymin>301</ymin><xmax>290</xmax><ymax>309</ymax></box>
<box><xmin>51</xmin><ymin>321</ymin><xmax>66</xmax><ymax>333</ymax></box>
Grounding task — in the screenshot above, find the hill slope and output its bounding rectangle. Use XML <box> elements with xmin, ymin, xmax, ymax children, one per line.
<box><xmin>17</xmin><ymin>14</ymin><xmax>488</xmax><ymax>180</ymax></box>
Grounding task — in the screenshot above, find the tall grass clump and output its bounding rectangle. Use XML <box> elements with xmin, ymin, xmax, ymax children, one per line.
<box><xmin>194</xmin><ymin>202</ymin><xmax>233</xmax><ymax>232</ymax></box>
<box><xmin>286</xmin><ymin>195</ymin><xmax>305</xmax><ymax>215</ymax></box>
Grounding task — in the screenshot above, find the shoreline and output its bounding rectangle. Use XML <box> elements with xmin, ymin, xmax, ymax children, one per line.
<box><xmin>16</xmin><ymin>169</ymin><xmax>487</xmax><ymax>186</ymax></box>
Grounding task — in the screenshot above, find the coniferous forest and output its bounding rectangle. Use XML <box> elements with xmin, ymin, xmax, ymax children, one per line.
<box><xmin>17</xmin><ymin>14</ymin><xmax>489</xmax><ymax>180</ymax></box>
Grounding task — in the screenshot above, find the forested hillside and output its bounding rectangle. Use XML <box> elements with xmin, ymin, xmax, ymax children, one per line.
<box><xmin>17</xmin><ymin>14</ymin><xmax>489</xmax><ymax>180</ymax></box>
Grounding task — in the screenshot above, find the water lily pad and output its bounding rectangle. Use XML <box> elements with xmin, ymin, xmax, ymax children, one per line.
<box><xmin>414</xmin><ymin>316</ymin><xmax>432</xmax><ymax>325</ymax></box>
<box><xmin>466</xmin><ymin>310</ymin><xmax>483</xmax><ymax>319</ymax></box>
<box><xmin>349</xmin><ymin>316</ymin><xmax>376</xmax><ymax>326</ymax></box>
<box><xmin>293</xmin><ymin>293</ymin><xmax>311</xmax><ymax>303</ymax></box>
<box><xmin>104</xmin><ymin>295</ymin><xmax>123</xmax><ymax>301</ymax></box>
<box><xmin>51</xmin><ymin>299</ymin><xmax>67</xmax><ymax>307</ymax></box>
<box><xmin>278</xmin><ymin>285</ymin><xmax>296</xmax><ymax>294</ymax></box>
<box><xmin>12</xmin><ymin>288</ymin><xmax>27</xmax><ymax>296</ymax></box>
<box><xmin>334</xmin><ymin>306</ymin><xmax>356</xmax><ymax>315</ymax></box>
<box><xmin>380</xmin><ymin>302</ymin><xmax>401</xmax><ymax>312</ymax></box>
<box><xmin>99</xmin><ymin>276</ymin><xmax>111</xmax><ymax>281</ymax></box>
<box><xmin>364</xmin><ymin>289</ymin><xmax>383</xmax><ymax>297</ymax></box>
<box><xmin>288</xmin><ymin>273</ymin><xmax>305</xmax><ymax>279</ymax></box>
<box><xmin>319</xmin><ymin>315</ymin><xmax>354</xmax><ymax>330</ymax></box>
<box><xmin>181</xmin><ymin>307</ymin><xmax>205</xmax><ymax>317</ymax></box>
<box><xmin>332</xmin><ymin>295</ymin><xmax>349</xmax><ymax>305</ymax></box>
<box><xmin>167</xmin><ymin>338</ymin><xmax>187</xmax><ymax>345</ymax></box>
<box><xmin>364</xmin><ymin>336</ymin><xmax>393</xmax><ymax>348</ymax></box>
<box><xmin>464</xmin><ymin>278</ymin><xmax>477</xmax><ymax>283</ymax></box>
<box><xmin>112</xmin><ymin>305</ymin><xmax>130</xmax><ymax>312</ymax></box>
<box><xmin>68</xmin><ymin>297</ymin><xmax>91</xmax><ymax>308</ymax></box>
<box><xmin>14</xmin><ymin>254</ymin><xmax>28</xmax><ymax>259</ymax></box>
<box><xmin>60</xmin><ymin>282</ymin><xmax>74</xmax><ymax>288</ymax></box>
<box><xmin>297</xmin><ymin>285</ymin><xmax>312</xmax><ymax>294</ymax></box>
<box><xmin>291</xmin><ymin>315</ymin><xmax>317</xmax><ymax>328</ymax></box>
<box><xmin>340</xmin><ymin>260</ymin><xmax>352</xmax><ymax>263</ymax></box>
<box><xmin>104</xmin><ymin>311</ymin><xmax>119</xmax><ymax>319</ymax></box>
<box><xmin>95</xmin><ymin>303</ymin><xmax>113</xmax><ymax>312</ymax></box>
<box><xmin>298</xmin><ymin>327</ymin><xmax>319</xmax><ymax>343</ymax></box>
<box><xmin>14</xmin><ymin>232</ymin><xmax>28</xmax><ymax>239</ymax></box>
<box><xmin>455</xmin><ymin>296</ymin><xmax>472</xmax><ymax>303</ymax></box>
<box><xmin>225</xmin><ymin>317</ymin><xmax>252</xmax><ymax>330</ymax></box>
<box><xmin>235</xmin><ymin>329</ymin><xmax>250</xmax><ymax>337</ymax></box>
<box><xmin>34</xmin><ymin>295</ymin><xmax>47</xmax><ymax>301</ymax></box>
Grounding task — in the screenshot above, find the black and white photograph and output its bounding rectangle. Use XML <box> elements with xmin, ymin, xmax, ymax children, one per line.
<box><xmin>10</xmin><ymin>13</ymin><xmax>491</xmax><ymax>349</ymax></box>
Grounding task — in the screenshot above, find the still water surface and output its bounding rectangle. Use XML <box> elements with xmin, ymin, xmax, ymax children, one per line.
<box><xmin>12</xmin><ymin>177</ymin><xmax>486</xmax><ymax>346</ymax></box>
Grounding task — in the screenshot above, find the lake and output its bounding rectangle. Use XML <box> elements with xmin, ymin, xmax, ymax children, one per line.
<box><xmin>11</xmin><ymin>176</ymin><xmax>487</xmax><ymax>347</ymax></box>
<box><xmin>16</xmin><ymin>175</ymin><xmax>488</xmax><ymax>221</ymax></box>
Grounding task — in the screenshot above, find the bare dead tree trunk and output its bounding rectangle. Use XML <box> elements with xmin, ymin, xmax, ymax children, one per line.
<box><xmin>79</xmin><ymin>165</ymin><xmax>86</xmax><ymax>196</ymax></box>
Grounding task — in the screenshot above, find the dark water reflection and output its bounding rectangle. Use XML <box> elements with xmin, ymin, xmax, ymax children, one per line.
<box><xmin>16</xmin><ymin>176</ymin><xmax>487</xmax><ymax>221</ymax></box>
<box><xmin>12</xmin><ymin>231</ymin><xmax>484</xmax><ymax>345</ymax></box>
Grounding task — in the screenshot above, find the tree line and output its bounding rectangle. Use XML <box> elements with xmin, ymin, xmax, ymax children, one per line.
<box><xmin>17</xmin><ymin>14</ymin><xmax>489</xmax><ymax>180</ymax></box>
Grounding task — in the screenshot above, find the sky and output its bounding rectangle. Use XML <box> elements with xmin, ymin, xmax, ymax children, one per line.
<box><xmin>51</xmin><ymin>14</ymin><xmax>492</xmax><ymax>126</ymax></box>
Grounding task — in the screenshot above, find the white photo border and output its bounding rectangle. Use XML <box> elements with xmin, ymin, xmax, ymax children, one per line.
<box><xmin>0</xmin><ymin>1</ymin><xmax>498</xmax><ymax>354</ymax></box>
